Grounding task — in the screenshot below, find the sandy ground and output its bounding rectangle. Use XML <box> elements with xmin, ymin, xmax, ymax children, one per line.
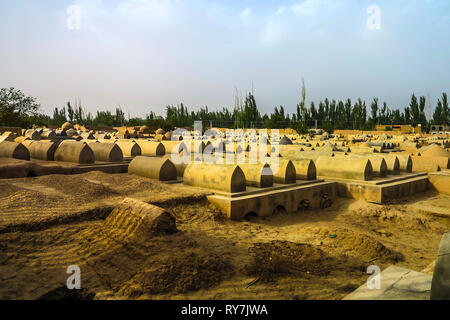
<box><xmin>0</xmin><ymin>171</ymin><xmax>449</xmax><ymax>300</ymax></box>
<box><xmin>0</xmin><ymin>171</ymin><xmax>207</xmax><ymax>233</ymax></box>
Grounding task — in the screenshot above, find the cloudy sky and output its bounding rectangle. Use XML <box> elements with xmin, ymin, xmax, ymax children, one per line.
<box><xmin>0</xmin><ymin>0</ymin><xmax>449</xmax><ymax>118</ymax></box>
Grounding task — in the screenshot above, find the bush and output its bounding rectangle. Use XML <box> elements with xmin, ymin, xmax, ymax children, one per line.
<box><xmin>0</xmin><ymin>87</ymin><xmax>40</xmax><ymax>127</ymax></box>
<box><xmin>295</xmin><ymin>122</ymin><xmax>309</xmax><ymax>134</ymax></box>
<box><xmin>321</xmin><ymin>121</ymin><xmax>334</xmax><ymax>134</ymax></box>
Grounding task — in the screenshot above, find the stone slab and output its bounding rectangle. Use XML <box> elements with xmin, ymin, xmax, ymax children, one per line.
<box><xmin>431</xmin><ymin>232</ymin><xmax>450</xmax><ymax>300</ymax></box>
<box><xmin>343</xmin><ymin>265</ymin><xmax>432</xmax><ymax>300</ymax></box>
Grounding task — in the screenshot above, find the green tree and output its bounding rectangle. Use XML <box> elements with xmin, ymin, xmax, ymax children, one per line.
<box><xmin>317</xmin><ymin>101</ymin><xmax>325</xmax><ymax>122</ymax></box>
<box><xmin>370</xmin><ymin>98</ymin><xmax>379</xmax><ymax>128</ymax></box>
<box><xmin>67</xmin><ymin>102</ymin><xmax>74</xmax><ymax>122</ymax></box>
<box><xmin>0</xmin><ymin>87</ymin><xmax>40</xmax><ymax>127</ymax></box>
<box><xmin>241</xmin><ymin>93</ymin><xmax>261</xmax><ymax>127</ymax></box>
<box><xmin>391</xmin><ymin>109</ymin><xmax>403</xmax><ymax>124</ymax></box>
<box><xmin>418</xmin><ymin>96</ymin><xmax>427</xmax><ymax>129</ymax></box>
<box><xmin>309</xmin><ymin>101</ymin><xmax>317</xmax><ymax>120</ymax></box>
<box><xmin>296</xmin><ymin>78</ymin><xmax>307</xmax><ymax>124</ymax></box>
<box><xmin>409</xmin><ymin>94</ymin><xmax>420</xmax><ymax>126</ymax></box>
<box><xmin>51</xmin><ymin>107</ymin><xmax>67</xmax><ymax>126</ymax></box>
<box><xmin>404</xmin><ymin>107</ymin><xmax>411</xmax><ymax>124</ymax></box>
<box><xmin>380</xmin><ymin>102</ymin><xmax>389</xmax><ymax>124</ymax></box>
<box><xmin>433</xmin><ymin>93</ymin><xmax>448</xmax><ymax>125</ymax></box>
<box><xmin>344</xmin><ymin>99</ymin><xmax>352</xmax><ymax>129</ymax></box>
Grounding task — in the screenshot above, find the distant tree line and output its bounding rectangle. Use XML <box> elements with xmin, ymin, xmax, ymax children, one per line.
<box><xmin>0</xmin><ymin>87</ymin><xmax>40</xmax><ymax>127</ymax></box>
<box><xmin>0</xmin><ymin>87</ymin><xmax>448</xmax><ymax>133</ymax></box>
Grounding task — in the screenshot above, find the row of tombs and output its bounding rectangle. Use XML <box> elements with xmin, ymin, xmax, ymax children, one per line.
<box><xmin>0</xmin><ymin>136</ymin><xmax>447</xmax><ymax>220</ymax></box>
<box><xmin>126</xmin><ymin>149</ymin><xmax>434</xmax><ymax>220</ymax></box>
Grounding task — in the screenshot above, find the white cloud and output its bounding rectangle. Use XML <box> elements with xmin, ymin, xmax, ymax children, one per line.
<box><xmin>275</xmin><ymin>6</ymin><xmax>287</xmax><ymax>16</ymax></box>
<box><xmin>260</xmin><ymin>21</ymin><xmax>283</xmax><ymax>44</ymax></box>
<box><xmin>259</xmin><ymin>6</ymin><xmax>291</xmax><ymax>45</ymax></box>
<box><xmin>116</xmin><ymin>0</ymin><xmax>175</xmax><ymax>20</ymax></box>
<box><xmin>239</xmin><ymin>7</ymin><xmax>252</xmax><ymax>22</ymax></box>
<box><xmin>291</xmin><ymin>0</ymin><xmax>322</xmax><ymax>16</ymax></box>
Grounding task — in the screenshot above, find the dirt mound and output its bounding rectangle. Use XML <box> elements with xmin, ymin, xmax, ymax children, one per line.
<box><xmin>166</xmin><ymin>200</ymin><xmax>224</xmax><ymax>223</ymax></box>
<box><xmin>63</xmin><ymin>201</ymin><xmax>230</xmax><ymax>298</ymax></box>
<box><xmin>0</xmin><ymin>171</ymin><xmax>208</xmax><ymax>234</ymax></box>
<box><xmin>33</xmin><ymin>175</ymin><xmax>118</xmax><ymax>200</ymax></box>
<box><xmin>245</xmin><ymin>241</ymin><xmax>334</xmax><ymax>280</ymax></box>
<box><xmin>314</xmin><ymin>227</ymin><xmax>404</xmax><ymax>263</ymax></box>
<box><xmin>117</xmin><ymin>250</ymin><xmax>230</xmax><ymax>297</ymax></box>
<box><xmin>352</xmin><ymin>206</ymin><xmax>434</xmax><ymax>230</ymax></box>
<box><xmin>77</xmin><ymin>171</ymin><xmax>208</xmax><ymax>202</ymax></box>
<box><xmin>83</xmin><ymin>171</ymin><xmax>163</xmax><ymax>194</ymax></box>
<box><xmin>0</xmin><ymin>185</ymin><xmax>63</xmax><ymax>210</ymax></box>
<box><xmin>0</xmin><ymin>181</ymin><xmax>23</xmax><ymax>197</ymax></box>
<box><xmin>103</xmin><ymin>198</ymin><xmax>178</xmax><ymax>241</ymax></box>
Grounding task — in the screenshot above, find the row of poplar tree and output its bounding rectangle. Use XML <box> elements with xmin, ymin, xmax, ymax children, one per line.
<box><xmin>1</xmin><ymin>87</ymin><xmax>448</xmax><ymax>132</ymax></box>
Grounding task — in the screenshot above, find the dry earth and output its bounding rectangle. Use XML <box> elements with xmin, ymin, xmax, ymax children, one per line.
<box><xmin>0</xmin><ymin>171</ymin><xmax>449</xmax><ymax>300</ymax></box>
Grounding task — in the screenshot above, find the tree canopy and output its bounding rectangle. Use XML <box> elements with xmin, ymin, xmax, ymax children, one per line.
<box><xmin>0</xmin><ymin>87</ymin><xmax>40</xmax><ymax>127</ymax></box>
<box><xmin>1</xmin><ymin>87</ymin><xmax>448</xmax><ymax>133</ymax></box>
